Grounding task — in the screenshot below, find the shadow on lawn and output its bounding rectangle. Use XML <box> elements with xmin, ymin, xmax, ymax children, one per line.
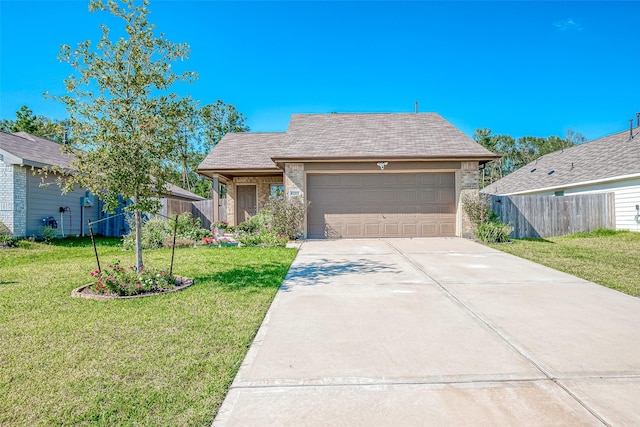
<box><xmin>280</xmin><ymin>258</ymin><xmax>399</xmax><ymax>289</ymax></box>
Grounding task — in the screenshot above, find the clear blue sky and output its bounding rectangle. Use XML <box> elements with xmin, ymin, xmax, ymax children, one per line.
<box><xmin>1</xmin><ymin>1</ymin><xmax>639</xmax><ymax>140</ymax></box>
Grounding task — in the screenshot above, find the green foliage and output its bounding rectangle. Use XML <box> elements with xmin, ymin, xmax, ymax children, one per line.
<box><xmin>474</xmin><ymin>128</ymin><xmax>587</xmax><ymax>187</ymax></box>
<box><xmin>474</xmin><ymin>222</ymin><xmax>513</xmax><ymax>243</ymax></box>
<box><xmin>0</xmin><ymin>234</ymin><xmax>15</xmax><ymax>247</ymax></box>
<box><xmin>236</xmin><ymin>230</ymin><xmax>288</xmax><ymax>247</ymax></box>
<box><xmin>123</xmin><ymin>213</ymin><xmax>213</xmax><ymax>250</ymax></box>
<box><xmin>265</xmin><ymin>196</ymin><xmax>308</xmax><ymax>238</ymax></box>
<box><xmin>89</xmin><ymin>260</ymin><xmax>176</xmax><ymax>296</ymax></box>
<box><xmin>51</xmin><ymin>0</ymin><xmax>196</xmax><ymax>268</ymax></box>
<box><xmin>200</xmin><ymin>100</ymin><xmax>250</xmax><ymax>150</ymax></box>
<box><xmin>41</xmin><ymin>226</ymin><xmax>58</xmax><ymax>243</ymax></box>
<box><xmin>3</xmin><ymin>105</ymin><xmax>69</xmax><ymax>142</ymax></box>
<box><xmin>461</xmin><ymin>193</ymin><xmax>493</xmax><ymax>227</ymax></box>
<box><xmin>236</xmin><ymin>211</ymin><xmax>271</xmax><ymax>234</ymax></box>
<box><xmin>461</xmin><ymin>193</ymin><xmax>512</xmax><ymax>243</ymax></box>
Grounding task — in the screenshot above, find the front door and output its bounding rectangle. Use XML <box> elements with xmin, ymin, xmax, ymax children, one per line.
<box><xmin>236</xmin><ymin>185</ymin><xmax>257</xmax><ymax>224</ymax></box>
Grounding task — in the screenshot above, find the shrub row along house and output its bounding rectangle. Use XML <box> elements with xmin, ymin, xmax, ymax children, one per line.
<box><xmin>198</xmin><ymin>113</ymin><xmax>498</xmax><ymax>238</ymax></box>
<box><xmin>0</xmin><ymin>131</ymin><xmax>204</xmax><ymax>238</ymax></box>
<box><xmin>483</xmin><ymin>122</ymin><xmax>640</xmax><ymax>232</ymax></box>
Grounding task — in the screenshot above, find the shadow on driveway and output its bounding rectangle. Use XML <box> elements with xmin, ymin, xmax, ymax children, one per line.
<box><xmin>281</xmin><ymin>258</ymin><xmax>399</xmax><ymax>289</ymax></box>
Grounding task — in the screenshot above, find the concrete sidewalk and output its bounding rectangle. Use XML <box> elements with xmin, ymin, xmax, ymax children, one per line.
<box><xmin>213</xmin><ymin>238</ymin><xmax>640</xmax><ymax>426</ymax></box>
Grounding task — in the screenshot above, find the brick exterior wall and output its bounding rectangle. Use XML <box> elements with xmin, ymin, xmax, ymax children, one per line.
<box><xmin>284</xmin><ymin>163</ymin><xmax>305</xmax><ymax>197</ymax></box>
<box><xmin>0</xmin><ymin>163</ymin><xmax>28</xmax><ymax>237</ymax></box>
<box><xmin>0</xmin><ymin>162</ymin><xmax>14</xmax><ymax>234</ymax></box>
<box><xmin>459</xmin><ymin>161</ymin><xmax>479</xmax><ymax>238</ymax></box>
<box><xmin>226</xmin><ymin>176</ymin><xmax>283</xmax><ymax>226</ymax></box>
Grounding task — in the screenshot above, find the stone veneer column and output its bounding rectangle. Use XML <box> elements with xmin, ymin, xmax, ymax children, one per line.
<box><xmin>227</xmin><ymin>182</ymin><xmax>236</xmax><ymax>226</ymax></box>
<box><xmin>459</xmin><ymin>161</ymin><xmax>479</xmax><ymax>238</ymax></box>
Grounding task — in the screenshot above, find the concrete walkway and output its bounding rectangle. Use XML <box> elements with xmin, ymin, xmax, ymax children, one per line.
<box><xmin>213</xmin><ymin>238</ymin><xmax>640</xmax><ymax>426</ymax></box>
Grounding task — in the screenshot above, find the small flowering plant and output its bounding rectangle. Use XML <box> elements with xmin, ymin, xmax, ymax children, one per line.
<box><xmin>90</xmin><ymin>260</ymin><xmax>176</xmax><ymax>296</ymax></box>
<box><xmin>213</xmin><ymin>220</ymin><xmax>228</xmax><ymax>231</ymax></box>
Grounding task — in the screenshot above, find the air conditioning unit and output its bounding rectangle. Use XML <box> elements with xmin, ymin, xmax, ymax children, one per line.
<box><xmin>83</xmin><ymin>192</ymin><xmax>94</xmax><ymax>207</ymax></box>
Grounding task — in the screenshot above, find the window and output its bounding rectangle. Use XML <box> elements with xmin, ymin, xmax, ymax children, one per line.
<box><xmin>270</xmin><ymin>184</ymin><xmax>284</xmax><ymax>197</ymax></box>
<box><xmin>554</xmin><ymin>190</ymin><xmax>564</xmax><ymax>196</ymax></box>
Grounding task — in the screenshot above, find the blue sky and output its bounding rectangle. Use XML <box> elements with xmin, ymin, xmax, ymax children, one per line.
<box><xmin>1</xmin><ymin>1</ymin><xmax>639</xmax><ymax>140</ymax></box>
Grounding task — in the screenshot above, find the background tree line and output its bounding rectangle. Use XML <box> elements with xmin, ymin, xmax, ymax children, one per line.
<box><xmin>1</xmin><ymin>100</ymin><xmax>247</xmax><ymax>198</ymax></box>
<box><xmin>473</xmin><ymin>128</ymin><xmax>587</xmax><ymax>188</ymax></box>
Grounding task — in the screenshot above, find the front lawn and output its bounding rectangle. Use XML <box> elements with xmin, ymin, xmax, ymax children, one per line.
<box><xmin>0</xmin><ymin>238</ymin><xmax>296</xmax><ymax>426</ymax></box>
<box><xmin>489</xmin><ymin>229</ymin><xmax>640</xmax><ymax>296</ymax></box>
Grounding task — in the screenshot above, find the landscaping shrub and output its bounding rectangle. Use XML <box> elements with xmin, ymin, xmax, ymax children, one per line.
<box><xmin>123</xmin><ymin>212</ymin><xmax>211</xmax><ymax>250</ymax></box>
<box><xmin>462</xmin><ymin>193</ymin><xmax>512</xmax><ymax>243</ymax></box>
<box><xmin>0</xmin><ymin>220</ymin><xmax>15</xmax><ymax>247</ymax></box>
<box><xmin>236</xmin><ymin>211</ymin><xmax>270</xmax><ymax>234</ymax></box>
<box><xmin>236</xmin><ymin>230</ymin><xmax>288</xmax><ymax>247</ymax></box>
<box><xmin>474</xmin><ymin>222</ymin><xmax>513</xmax><ymax>243</ymax></box>
<box><xmin>265</xmin><ymin>196</ymin><xmax>308</xmax><ymax>239</ymax></box>
<box><xmin>41</xmin><ymin>225</ymin><xmax>58</xmax><ymax>243</ymax></box>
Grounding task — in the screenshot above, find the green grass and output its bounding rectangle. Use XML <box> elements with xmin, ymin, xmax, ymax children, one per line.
<box><xmin>0</xmin><ymin>238</ymin><xmax>297</xmax><ymax>426</ymax></box>
<box><xmin>488</xmin><ymin>229</ymin><xmax>640</xmax><ymax>296</ymax></box>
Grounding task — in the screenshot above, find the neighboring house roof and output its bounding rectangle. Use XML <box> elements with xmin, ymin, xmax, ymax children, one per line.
<box><xmin>0</xmin><ymin>131</ymin><xmax>74</xmax><ymax>168</ymax></box>
<box><xmin>482</xmin><ymin>127</ymin><xmax>640</xmax><ymax>195</ymax></box>
<box><xmin>274</xmin><ymin>113</ymin><xmax>498</xmax><ymax>161</ymax></box>
<box><xmin>197</xmin><ymin>113</ymin><xmax>498</xmax><ymax>177</ymax></box>
<box><xmin>163</xmin><ymin>182</ymin><xmax>205</xmax><ymax>201</ymax></box>
<box><xmin>0</xmin><ymin>131</ymin><xmax>203</xmax><ymax>201</ymax></box>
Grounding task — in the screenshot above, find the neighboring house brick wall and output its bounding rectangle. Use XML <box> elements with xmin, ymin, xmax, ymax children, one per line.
<box><xmin>0</xmin><ymin>161</ymin><xmax>16</xmax><ymax>234</ymax></box>
<box><xmin>458</xmin><ymin>161</ymin><xmax>479</xmax><ymax>238</ymax></box>
<box><xmin>227</xmin><ymin>176</ymin><xmax>283</xmax><ymax>226</ymax></box>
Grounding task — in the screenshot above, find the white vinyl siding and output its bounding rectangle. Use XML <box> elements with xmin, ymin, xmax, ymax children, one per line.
<box><xmin>563</xmin><ymin>178</ymin><xmax>640</xmax><ymax>232</ymax></box>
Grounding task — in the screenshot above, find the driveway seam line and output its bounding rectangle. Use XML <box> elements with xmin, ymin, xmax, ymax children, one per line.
<box><xmin>384</xmin><ymin>240</ymin><xmax>610</xmax><ymax>427</ymax></box>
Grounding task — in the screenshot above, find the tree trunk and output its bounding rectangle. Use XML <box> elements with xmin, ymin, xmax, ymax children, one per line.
<box><xmin>134</xmin><ymin>208</ymin><xmax>144</xmax><ymax>270</ymax></box>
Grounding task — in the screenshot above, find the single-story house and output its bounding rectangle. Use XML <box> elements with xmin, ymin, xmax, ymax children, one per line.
<box><xmin>197</xmin><ymin>113</ymin><xmax>498</xmax><ymax>238</ymax></box>
<box><xmin>0</xmin><ymin>131</ymin><xmax>204</xmax><ymax>238</ymax></box>
<box><xmin>482</xmin><ymin>124</ymin><xmax>640</xmax><ymax>231</ymax></box>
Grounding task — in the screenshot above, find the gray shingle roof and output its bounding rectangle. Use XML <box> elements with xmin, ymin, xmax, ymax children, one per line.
<box><xmin>163</xmin><ymin>183</ymin><xmax>205</xmax><ymax>201</ymax></box>
<box><xmin>275</xmin><ymin>113</ymin><xmax>497</xmax><ymax>160</ymax></box>
<box><xmin>197</xmin><ymin>113</ymin><xmax>498</xmax><ymax>175</ymax></box>
<box><xmin>0</xmin><ymin>131</ymin><xmax>75</xmax><ymax>168</ymax></box>
<box><xmin>198</xmin><ymin>132</ymin><xmax>285</xmax><ymax>171</ymax></box>
<box><xmin>482</xmin><ymin>127</ymin><xmax>640</xmax><ymax>195</ymax></box>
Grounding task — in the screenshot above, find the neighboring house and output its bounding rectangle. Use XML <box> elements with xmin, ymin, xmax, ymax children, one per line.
<box><xmin>198</xmin><ymin>113</ymin><xmax>498</xmax><ymax>238</ymax></box>
<box><xmin>482</xmin><ymin>125</ymin><xmax>640</xmax><ymax>231</ymax></box>
<box><xmin>0</xmin><ymin>131</ymin><xmax>203</xmax><ymax>238</ymax></box>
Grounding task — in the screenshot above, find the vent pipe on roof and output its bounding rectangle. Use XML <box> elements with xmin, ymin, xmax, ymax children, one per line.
<box><xmin>415</xmin><ymin>102</ymin><xmax>418</xmax><ymax>113</ymax></box>
<box><xmin>630</xmin><ymin>119</ymin><xmax>634</xmax><ymax>140</ymax></box>
<box><xmin>636</xmin><ymin>112</ymin><xmax>639</xmax><ymax>127</ymax></box>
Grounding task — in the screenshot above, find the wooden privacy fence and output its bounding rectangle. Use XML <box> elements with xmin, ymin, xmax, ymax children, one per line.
<box><xmin>159</xmin><ymin>199</ymin><xmax>215</xmax><ymax>229</ymax></box>
<box><xmin>490</xmin><ymin>193</ymin><xmax>616</xmax><ymax>238</ymax></box>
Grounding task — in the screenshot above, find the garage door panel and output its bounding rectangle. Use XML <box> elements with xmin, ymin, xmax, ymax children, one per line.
<box><xmin>307</xmin><ymin>173</ymin><xmax>456</xmax><ymax>238</ymax></box>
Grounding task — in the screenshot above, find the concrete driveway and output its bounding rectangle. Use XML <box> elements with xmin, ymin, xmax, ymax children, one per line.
<box><xmin>213</xmin><ymin>238</ymin><xmax>640</xmax><ymax>426</ymax></box>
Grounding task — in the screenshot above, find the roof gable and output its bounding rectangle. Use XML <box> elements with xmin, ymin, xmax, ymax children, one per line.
<box><xmin>483</xmin><ymin>127</ymin><xmax>640</xmax><ymax>195</ymax></box>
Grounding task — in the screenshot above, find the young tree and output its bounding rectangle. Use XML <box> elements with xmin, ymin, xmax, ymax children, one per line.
<box><xmin>52</xmin><ymin>0</ymin><xmax>195</xmax><ymax>269</ymax></box>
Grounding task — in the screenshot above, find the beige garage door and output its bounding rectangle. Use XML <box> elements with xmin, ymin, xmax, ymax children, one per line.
<box><xmin>307</xmin><ymin>173</ymin><xmax>456</xmax><ymax>239</ymax></box>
